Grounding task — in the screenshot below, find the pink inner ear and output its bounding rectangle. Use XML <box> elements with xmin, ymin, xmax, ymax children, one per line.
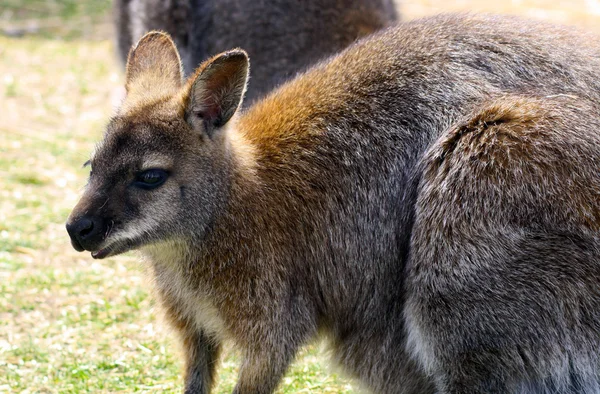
<box><xmin>193</xmin><ymin>87</ymin><xmax>223</xmax><ymax>124</ymax></box>
<box><xmin>194</xmin><ymin>69</ymin><xmax>233</xmax><ymax>120</ymax></box>
<box><xmin>188</xmin><ymin>50</ymin><xmax>248</xmax><ymax>129</ymax></box>
<box><xmin>196</xmin><ymin>100</ymin><xmax>222</xmax><ymax>123</ymax></box>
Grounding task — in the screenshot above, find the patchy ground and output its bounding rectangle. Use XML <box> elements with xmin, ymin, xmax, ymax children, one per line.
<box><xmin>1</xmin><ymin>1</ymin><xmax>599</xmax><ymax>393</ymax></box>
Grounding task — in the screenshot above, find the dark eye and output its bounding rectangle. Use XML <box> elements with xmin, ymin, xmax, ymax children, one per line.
<box><xmin>134</xmin><ymin>169</ymin><xmax>168</xmax><ymax>189</ymax></box>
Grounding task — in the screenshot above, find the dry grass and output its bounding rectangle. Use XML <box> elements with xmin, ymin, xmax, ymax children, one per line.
<box><xmin>1</xmin><ymin>1</ymin><xmax>599</xmax><ymax>393</ymax></box>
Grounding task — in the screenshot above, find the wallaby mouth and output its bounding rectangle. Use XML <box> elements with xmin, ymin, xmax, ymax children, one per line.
<box><xmin>65</xmin><ymin>228</ymin><xmax>113</xmax><ymax>259</ymax></box>
<box><xmin>65</xmin><ymin>222</ymin><xmax>114</xmax><ymax>259</ymax></box>
<box><xmin>91</xmin><ymin>248</ymin><xmax>111</xmax><ymax>260</ymax></box>
<box><xmin>66</xmin><ymin>216</ymin><xmax>107</xmax><ymax>253</ymax></box>
<box><xmin>66</xmin><ymin>216</ymin><xmax>132</xmax><ymax>259</ymax></box>
<box><xmin>90</xmin><ymin>237</ymin><xmax>142</xmax><ymax>260</ymax></box>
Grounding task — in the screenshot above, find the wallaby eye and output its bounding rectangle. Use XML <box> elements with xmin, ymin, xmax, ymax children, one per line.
<box><xmin>135</xmin><ymin>169</ymin><xmax>168</xmax><ymax>190</ymax></box>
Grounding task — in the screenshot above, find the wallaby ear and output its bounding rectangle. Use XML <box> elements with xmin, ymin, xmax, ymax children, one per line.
<box><xmin>185</xmin><ymin>49</ymin><xmax>249</xmax><ymax>137</ymax></box>
<box><xmin>125</xmin><ymin>31</ymin><xmax>183</xmax><ymax>92</ymax></box>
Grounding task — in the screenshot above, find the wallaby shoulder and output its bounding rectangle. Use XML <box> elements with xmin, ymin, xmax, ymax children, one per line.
<box><xmin>239</xmin><ymin>13</ymin><xmax>600</xmax><ymax>157</ymax></box>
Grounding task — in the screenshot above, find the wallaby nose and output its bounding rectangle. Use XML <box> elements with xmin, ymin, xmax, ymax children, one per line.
<box><xmin>66</xmin><ymin>216</ymin><xmax>105</xmax><ymax>252</ymax></box>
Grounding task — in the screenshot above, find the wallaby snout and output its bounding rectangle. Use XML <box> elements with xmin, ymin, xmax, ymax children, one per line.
<box><xmin>65</xmin><ymin>215</ymin><xmax>107</xmax><ymax>253</ymax></box>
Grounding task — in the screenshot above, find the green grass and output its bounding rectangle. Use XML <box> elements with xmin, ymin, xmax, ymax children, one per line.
<box><xmin>0</xmin><ymin>0</ymin><xmax>112</xmax><ymax>39</ymax></box>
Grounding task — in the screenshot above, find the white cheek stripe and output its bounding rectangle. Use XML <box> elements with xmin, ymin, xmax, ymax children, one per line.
<box><xmin>102</xmin><ymin>217</ymin><xmax>159</xmax><ymax>249</ymax></box>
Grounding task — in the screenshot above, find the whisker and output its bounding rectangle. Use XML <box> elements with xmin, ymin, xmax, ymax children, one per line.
<box><xmin>99</xmin><ymin>197</ymin><xmax>110</xmax><ymax>210</ymax></box>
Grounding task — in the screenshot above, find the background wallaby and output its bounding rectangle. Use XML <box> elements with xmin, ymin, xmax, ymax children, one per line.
<box><xmin>66</xmin><ymin>13</ymin><xmax>600</xmax><ymax>394</ymax></box>
<box><xmin>113</xmin><ymin>0</ymin><xmax>398</xmax><ymax>104</ymax></box>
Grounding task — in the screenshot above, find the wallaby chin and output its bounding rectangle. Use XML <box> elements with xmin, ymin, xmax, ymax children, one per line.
<box><xmin>68</xmin><ymin>13</ymin><xmax>600</xmax><ymax>394</ymax></box>
<box><xmin>90</xmin><ymin>238</ymin><xmax>139</xmax><ymax>260</ymax></box>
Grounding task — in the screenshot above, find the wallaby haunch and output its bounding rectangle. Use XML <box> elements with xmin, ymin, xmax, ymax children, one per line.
<box><xmin>113</xmin><ymin>0</ymin><xmax>398</xmax><ymax>104</ymax></box>
<box><xmin>67</xmin><ymin>14</ymin><xmax>600</xmax><ymax>394</ymax></box>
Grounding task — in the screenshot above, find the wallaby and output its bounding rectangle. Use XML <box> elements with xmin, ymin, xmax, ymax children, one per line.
<box><xmin>66</xmin><ymin>13</ymin><xmax>600</xmax><ymax>394</ymax></box>
<box><xmin>113</xmin><ymin>0</ymin><xmax>398</xmax><ymax>104</ymax></box>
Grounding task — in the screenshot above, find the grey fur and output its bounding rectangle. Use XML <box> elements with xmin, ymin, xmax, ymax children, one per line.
<box><xmin>113</xmin><ymin>0</ymin><xmax>398</xmax><ymax>103</ymax></box>
<box><xmin>67</xmin><ymin>13</ymin><xmax>600</xmax><ymax>394</ymax></box>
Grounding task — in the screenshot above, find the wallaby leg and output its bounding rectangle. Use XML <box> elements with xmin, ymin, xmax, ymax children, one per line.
<box><xmin>158</xmin><ymin>289</ymin><xmax>222</xmax><ymax>394</ymax></box>
<box><xmin>232</xmin><ymin>348</ymin><xmax>297</xmax><ymax>394</ymax></box>
<box><xmin>182</xmin><ymin>329</ymin><xmax>221</xmax><ymax>394</ymax></box>
<box><xmin>230</xmin><ymin>300</ymin><xmax>314</xmax><ymax>394</ymax></box>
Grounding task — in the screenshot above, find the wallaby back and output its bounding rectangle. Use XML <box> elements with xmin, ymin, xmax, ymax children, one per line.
<box><xmin>67</xmin><ymin>14</ymin><xmax>600</xmax><ymax>394</ymax></box>
<box><xmin>113</xmin><ymin>0</ymin><xmax>398</xmax><ymax>103</ymax></box>
<box><xmin>407</xmin><ymin>94</ymin><xmax>600</xmax><ymax>393</ymax></box>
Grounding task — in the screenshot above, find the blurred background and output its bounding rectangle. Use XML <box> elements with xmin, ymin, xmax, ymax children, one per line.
<box><xmin>1</xmin><ymin>1</ymin><xmax>599</xmax><ymax>393</ymax></box>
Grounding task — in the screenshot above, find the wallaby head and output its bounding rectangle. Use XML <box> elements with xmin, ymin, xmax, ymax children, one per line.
<box><xmin>66</xmin><ymin>32</ymin><xmax>250</xmax><ymax>260</ymax></box>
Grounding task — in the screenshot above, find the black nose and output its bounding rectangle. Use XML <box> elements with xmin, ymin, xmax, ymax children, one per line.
<box><xmin>66</xmin><ymin>216</ymin><xmax>105</xmax><ymax>252</ymax></box>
